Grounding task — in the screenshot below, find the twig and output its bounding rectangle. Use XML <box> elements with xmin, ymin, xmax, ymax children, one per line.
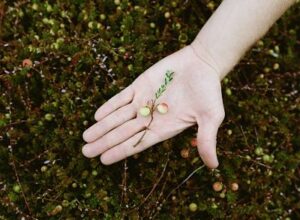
<box><xmin>239</xmin><ymin>125</ymin><xmax>249</xmax><ymax>147</ymax></box>
<box><xmin>125</xmin><ymin>152</ymin><xmax>170</xmax><ymax>215</ymax></box>
<box><xmin>133</xmin><ymin>99</ymin><xmax>157</xmax><ymax>147</ymax></box>
<box><xmin>151</xmin><ymin>165</ymin><xmax>205</xmax><ymax>219</ymax></box>
<box><xmin>17</xmin><ymin>149</ymin><xmax>50</xmax><ymax>168</ymax></box>
<box><xmin>222</xmin><ymin>150</ymin><xmax>271</xmax><ymax>169</ymax></box>
<box><xmin>148</xmin><ymin>170</ymin><xmax>169</xmax><ymax>218</ymax></box>
<box><xmin>6</xmin><ymin>88</ymin><xmax>33</xmax><ymax>217</ymax></box>
<box><xmin>9</xmin><ymin>154</ymin><xmax>33</xmax><ymax>215</ymax></box>
<box><xmin>237</xmin><ymin>125</ymin><xmax>271</xmax><ymax>169</ymax></box>
<box><xmin>120</xmin><ymin>158</ymin><xmax>129</xmax><ymax>219</ymax></box>
<box><xmin>141</xmin><ymin>152</ymin><xmax>170</xmax><ymax>205</ymax></box>
<box><xmin>0</xmin><ymin>119</ymin><xmax>30</xmax><ymax>131</ymax></box>
<box><xmin>164</xmin><ymin>165</ymin><xmax>205</xmax><ymax>202</ymax></box>
<box><xmin>0</xmin><ymin>196</ymin><xmax>37</xmax><ymax>220</ymax></box>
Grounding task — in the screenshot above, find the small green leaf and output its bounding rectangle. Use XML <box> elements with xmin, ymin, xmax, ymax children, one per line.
<box><xmin>154</xmin><ymin>70</ymin><xmax>175</xmax><ymax>99</ymax></box>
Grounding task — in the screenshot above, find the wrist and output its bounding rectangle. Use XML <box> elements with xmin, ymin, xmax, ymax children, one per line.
<box><xmin>190</xmin><ymin>37</ymin><xmax>231</xmax><ymax>81</ymax></box>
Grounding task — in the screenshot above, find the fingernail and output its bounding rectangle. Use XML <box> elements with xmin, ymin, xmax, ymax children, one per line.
<box><xmin>82</xmin><ymin>145</ymin><xmax>90</xmax><ymax>157</ymax></box>
<box><xmin>82</xmin><ymin>131</ymin><xmax>89</xmax><ymax>142</ymax></box>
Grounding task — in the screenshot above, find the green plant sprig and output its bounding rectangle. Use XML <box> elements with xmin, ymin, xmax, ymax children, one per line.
<box><xmin>133</xmin><ymin>70</ymin><xmax>175</xmax><ymax>148</ymax></box>
<box><xmin>155</xmin><ymin>70</ymin><xmax>174</xmax><ymax>99</ymax></box>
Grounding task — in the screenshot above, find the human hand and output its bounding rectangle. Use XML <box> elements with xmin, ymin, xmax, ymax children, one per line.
<box><xmin>82</xmin><ymin>45</ymin><xmax>225</xmax><ymax>169</ymax></box>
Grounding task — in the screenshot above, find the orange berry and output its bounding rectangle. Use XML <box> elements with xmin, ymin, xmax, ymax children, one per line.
<box><xmin>180</xmin><ymin>148</ymin><xmax>190</xmax><ymax>159</ymax></box>
<box><xmin>212</xmin><ymin>181</ymin><xmax>223</xmax><ymax>192</ymax></box>
<box><xmin>22</xmin><ymin>59</ymin><xmax>33</xmax><ymax>67</ymax></box>
<box><xmin>157</xmin><ymin>103</ymin><xmax>168</xmax><ymax>114</ymax></box>
<box><xmin>190</xmin><ymin>138</ymin><xmax>197</xmax><ymax>147</ymax></box>
<box><xmin>230</xmin><ymin>182</ymin><xmax>239</xmax><ymax>191</ymax></box>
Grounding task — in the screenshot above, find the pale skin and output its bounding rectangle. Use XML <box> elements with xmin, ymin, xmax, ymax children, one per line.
<box><xmin>82</xmin><ymin>0</ymin><xmax>296</xmax><ymax>169</ymax></box>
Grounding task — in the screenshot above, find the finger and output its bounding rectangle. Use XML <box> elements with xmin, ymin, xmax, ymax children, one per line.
<box><xmin>100</xmin><ymin>128</ymin><xmax>161</xmax><ymax>165</ymax></box>
<box><xmin>94</xmin><ymin>84</ymin><xmax>134</xmax><ymax>121</ymax></box>
<box><xmin>83</xmin><ymin>103</ymin><xmax>136</xmax><ymax>142</ymax></box>
<box><xmin>196</xmin><ymin>118</ymin><xmax>222</xmax><ymax>169</ymax></box>
<box><xmin>82</xmin><ymin>117</ymin><xmax>146</xmax><ymax>158</ymax></box>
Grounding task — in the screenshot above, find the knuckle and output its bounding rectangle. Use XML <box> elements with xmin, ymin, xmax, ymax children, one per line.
<box><xmin>126</xmin><ymin>105</ymin><xmax>136</xmax><ymax>119</ymax></box>
<box><xmin>131</xmin><ymin>102</ymin><xmax>140</xmax><ymax>115</ymax></box>
<box><xmin>127</xmin><ymin>84</ymin><xmax>135</xmax><ymax>99</ymax></box>
<box><xmin>122</xmin><ymin>144</ymin><xmax>130</xmax><ymax>158</ymax></box>
<box><xmin>116</xmin><ymin>113</ymin><xmax>125</xmax><ymax>123</ymax></box>
<box><xmin>126</xmin><ymin>120</ymin><xmax>137</xmax><ymax>132</ymax></box>
<box><xmin>96</xmin><ymin>120</ymin><xmax>107</xmax><ymax>134</ymax></box>
<box><xmin>135</xmin><ymin>117</ymin><xmax>148</xmax><ymax>130</ymax></box>
<box><xmin>117</xmin><ymin>85</ymin><xmax>134</xmax><ymax>102</ymax></box>
<box><xmin>111</xmin><ymin>109</ymin><xmax>125</xmax><ymax>123</ymax></box>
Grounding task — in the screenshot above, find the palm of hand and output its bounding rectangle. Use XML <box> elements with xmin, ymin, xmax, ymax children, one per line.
<box><xmin>82</xmin><ymin>46</ymin><xmax>225</xmax><ymax>169</ymax></box>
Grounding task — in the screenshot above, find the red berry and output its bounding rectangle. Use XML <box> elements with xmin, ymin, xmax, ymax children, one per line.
<box><xmin>190</xmin><ymin>138</ymin><xmax>197</xmax><ymax>147</ymax></box>
<box><xmin>22</xmin><ymin>59</ymin><xmax>33</xmax><ymax>67</ymax></box>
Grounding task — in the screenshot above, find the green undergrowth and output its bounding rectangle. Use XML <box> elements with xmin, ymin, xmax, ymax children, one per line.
<box><xmin>0</xmin><ymin>0</ymin><xmax>299</xmax><ymax>219</ymax></box>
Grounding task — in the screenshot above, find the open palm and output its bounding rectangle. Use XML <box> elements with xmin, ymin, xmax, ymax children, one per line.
<box><xmin>82</xmin><ymin>45</ymin><xmax>225</xmax><ymax>169</ymax></box>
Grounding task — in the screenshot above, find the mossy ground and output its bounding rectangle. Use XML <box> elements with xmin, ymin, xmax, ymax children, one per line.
<box><xmin>0</xmin><ymin>0</ymin><xmax>299</xmax><ymax>219</ymax></box>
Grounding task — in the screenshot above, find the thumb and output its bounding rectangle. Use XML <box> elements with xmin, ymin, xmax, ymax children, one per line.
<box><xmin>196</xmin><ymin>116</ymin><xmax>222</xmax><ymax>169</ymax></box>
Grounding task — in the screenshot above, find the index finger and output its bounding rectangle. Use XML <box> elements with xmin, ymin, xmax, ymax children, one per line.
<box><xmin>94</xmin><ymin>84</ymin><xmax>135</xmax><ymax>121</ymax></box>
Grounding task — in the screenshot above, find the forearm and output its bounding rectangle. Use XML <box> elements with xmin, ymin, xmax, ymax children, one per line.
<box><xmin>190</xmin><ymin>0</ymin><xmax>296</xmax><ymax>80</ymax></box>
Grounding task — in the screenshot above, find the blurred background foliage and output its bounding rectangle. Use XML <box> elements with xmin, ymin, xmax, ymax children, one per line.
<box><xmin>0</xmin><ymin>0</ymin><xmax>299</xmax><ymax>219</ymax></box>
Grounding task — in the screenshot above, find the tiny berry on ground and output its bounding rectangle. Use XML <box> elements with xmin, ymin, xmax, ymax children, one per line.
<box><xmin>231</xmin><ymin>182</ymin><xmax>239</xmax><ymax>191</ymax></box>
<box><xmin>190</xmin><ymin>138</ymin><xmax>197</xmax><ymax>147</ymax></box>
<box><xmin>189</xmin><ymin>203</ymin><xmax>198</xmax><ymax>212</ymax></box>
<box><xmin>41</xmin><ymin>166</ymin><xmax>47</xmax><ymax>172</ymax></box>
<box><xmin>22</xmin><ymin>59</ymin><xmax>33</xmax><ymax>67</ymax></box>
<box><xmin>212</xmin><ymin>182</ymin><xmax>223</xmax><ymax>192</ymax></box>
<box><xmin>13</xmin><ymin>184</ymin><xmax>21</xmax><ymax>193</ymax></box>
<box><xmin>180</xmin><ymin>148</ymin><xmax>190</xmax><ymax>159</ymax></box>
<box><xmin>164</xmin><ymin>12</ymin><xmax>171</xmax><ymax>19</ymax></box>
<box><xmin>62</xmin><ymin>200</ymin><xmax>69</xmax><ymax>207</ymax></box>
<box><xmin>211</xmin><ymin>202</ymin><xmax>218</xmax><ymax>209</ymax></box>
<box><xmin>45</xmin><ymin>113</ymin><xmax>53</xmax><ymax>121</ymax></box>
<box><xmin>100</xmin><ymin>14</ymin><xmax>106</xmax><ymax>20</ymax></box>
<box><xmin>255</xmin><ymin>147</ymin><xmax>263</xmax><ymax>156</ymax></box>
<box><xmin>150</xmin><ymin>22</ymin><xmax>156</xmax><ymax>28</ymax></box>
<box><xmin>225</xmin><ymin>88</ymin><xmax>232</xmax><ymax>96</ymax></box>
<box><xmin>227</xmin><ymin>129</ymin><xmax>233</xmax><ymax>135</ymax></box>
<box><xmin>92</xmin><ymin>170</ymin><xmax>98</xmax><ymax>176</ymax></box>
<box><xmin>219</xmin><ymin>192</ymin><xmax>226</xmax><ymax>198</ymax></box>
<box><xmin>263</xmin><ymin>154</ymin><xmax>272</xmax><ymax>163</ymax></box>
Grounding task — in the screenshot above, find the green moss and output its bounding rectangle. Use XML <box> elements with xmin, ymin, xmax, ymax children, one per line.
<box><xmin>0</xmin><ymin>0</ymin><xmax>299</xmax><ymax>219</ymax></box>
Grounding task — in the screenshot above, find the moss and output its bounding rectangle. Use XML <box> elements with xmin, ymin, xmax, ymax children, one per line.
<box><xmin>0</xmin><ymin>0</ymin><xmax>299</xmax><ymax>219</ymax></box>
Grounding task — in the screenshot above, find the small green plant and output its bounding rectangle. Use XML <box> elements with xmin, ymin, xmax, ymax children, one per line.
<box><xmin>133</xmin><ymin>70</ymin><xmax>175</xmax><ymax>147</ymax></box>
<box><xmin>155</xmin><ymin>70</ymin><xmax>174</xmax><ymax>99</ymax></box>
